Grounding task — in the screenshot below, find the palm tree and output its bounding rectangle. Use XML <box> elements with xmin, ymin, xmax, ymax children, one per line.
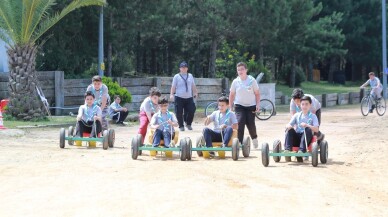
<box><xmin>0</xmin><ymin>0</ymin><xmax>105</xmax><ymax>120</ymax></box>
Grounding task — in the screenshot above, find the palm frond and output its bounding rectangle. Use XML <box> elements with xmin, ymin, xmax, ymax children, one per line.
<box><xmin>0</xmin><ymin>0</ymin><xmax>21</xmax><ymax>44</ymax></box>
<box><xmin>31</xmin><ymin>0</ymin><xmax>106</xmax><ymax>44</ymax></box>
<box><xmin>22</xmin><ymin>0</ymin><xmax>56</xmax><ymax>45</ymax></box>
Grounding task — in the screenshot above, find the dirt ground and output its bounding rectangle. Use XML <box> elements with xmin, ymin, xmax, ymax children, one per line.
<box><xmin>1</xmin><ymin>104</ymin><xmax>388</xmax><ymax>217</ymax></box>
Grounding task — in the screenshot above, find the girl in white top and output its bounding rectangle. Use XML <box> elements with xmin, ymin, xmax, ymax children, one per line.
<box><xmin>229</xmin><ymin>62</ymin><xmax>261</xmax><ymax>148</ymax></box>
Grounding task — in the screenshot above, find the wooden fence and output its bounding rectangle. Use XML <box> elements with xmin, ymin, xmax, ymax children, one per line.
<box><xmin>0</xmin><ymin>71</ymin><xmax>229</xmax><ymax>115</ymax></box>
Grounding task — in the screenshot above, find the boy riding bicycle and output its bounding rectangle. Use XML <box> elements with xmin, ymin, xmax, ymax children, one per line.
<box><xmin>360</xmin><ymin>72</ymin><xmax>383</xmax><ymax>113</ymax></box>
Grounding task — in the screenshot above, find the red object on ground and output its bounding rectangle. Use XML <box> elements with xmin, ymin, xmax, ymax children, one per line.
<box><xmin>0</xmin><ymin>99</ymin><xmax>9</xmax><ymax>113</ymax></box>
<box><xmin>292</xmin><ymin>136</ymin><xmax>317</xmax><ymax>152</ymax></box>
<box><xmin>0</xmin><ymin>111</ymin><xmax>6</xmax><ymax>130</ymax></box>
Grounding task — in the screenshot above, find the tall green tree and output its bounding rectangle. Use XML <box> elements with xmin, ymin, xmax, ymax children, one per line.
<box><xmin>0</xmin><ymin>0</ymin><xmax>105</xmax><ymax>120</ymax></box>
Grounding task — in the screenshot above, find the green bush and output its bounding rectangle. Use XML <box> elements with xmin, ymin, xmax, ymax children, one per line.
<box><xmin>247</xmin><ymin>55</ymin><xmax>272</xmax><ymax>83</ymax></box>
<box><xmin>216</xmin><ymin>41</ymin><xmax>272</xmax><ymax>82</ymax></box>
<box><xmin>278</xmin><ymin>64</ymin><xmax>306</xmax><ymax>87</ymax></box>
<box><xmin>102</xmin><ymin>77</ymin><xmax>132</xmax><ymax>104</ymax></box>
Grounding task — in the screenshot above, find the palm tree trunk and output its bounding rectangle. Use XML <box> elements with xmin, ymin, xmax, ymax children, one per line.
<box><xmin>7</xmin><ymin>44</ymin><xmax>45</xmax><ymax>120</ymax></box>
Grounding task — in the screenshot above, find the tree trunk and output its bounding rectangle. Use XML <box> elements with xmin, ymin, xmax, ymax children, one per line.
<box><xmin>307</xmin><ymin>56</ymin><xmax>313</xmax><ymax>82</ymax></box>
<box><xmin>106</xmin><ymin>11</ymin><xmax>113</xmax><ymax>77</ymax></box>
<box><xmin>328</xmin><ymin>57</ymin><xmax>339</xmax><ymax>83</ymax></box>
<box><xmin>151</xmin><ymin>48</ymin><xmax>157</xmax><ymax>75</ymax></box>
<box><xmin>208</xmin><ymin>38</ymin><xmax>217</xmax><ymax>78</ymax></box>
<box><xmin>7</xmin><ymin>44</ymin><xmax>45</xmax><ymax>120</ymax></box>
<box><xmin>136</xmin><ymin>32</ymin><xmax>141</xmax><ymax>75</ymax></box>
<box><xmin>259</xmin><ymin>42</ymin><xmax>264</xmax><ymax>66</ymax></box>
<box><xmin>289</xmin><ymin>57</ymin><xmax>296</xmax><ymax>88</ymax></box>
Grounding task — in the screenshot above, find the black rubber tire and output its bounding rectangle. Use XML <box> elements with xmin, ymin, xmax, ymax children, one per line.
<box><xmin>232</xmin><ymin>138</ymin><xmax>239</xmax><ymax>161</ymax></box>
<box><xmin>59</xmin><ymin>128</ymin><xmax>65</xmax><ymax>149</ymax></box>
<box><xmin>102</xmin><ymin>130</ymin><xmax>109</xmax><ymax>150</ymax></box>
<box><xmin>68</xmin><ymin>126</ymin><xmax>74</xmax><ymax>146</ymax></box>
<box><xmin>261</xmin><ymin>143</ymin><xmax>269</xmax><ymax>167</ymax></box>
<box><xmin>320</xmin><ymin>140</ymin><xmax>328</xmax><ymax>164</ymax></box>
<box><xmin>205</xmin><ymin>101</ymin><xmax>218</xmax><ymax>117</ymax></box>
<box><xmin>131</xmin><ymin>136</ymin><xmax>139</xmax><ymax>160</ymax></box>
<box><xmin>136</xmin><ymin>134</ymin><xmax>143</xmax><ymax>155</ymax></box>
<box><xmin>296</xmin><ymin>156</ymin><xmax>303</xmax><ymax>163</ymax></box>
<box><xmin>180</xmin><ymin>139</ymin><xmax>187</xmax><ymax>161</ymax></box>
<box><xmin>242</xmin><ymin>136</ymin><xmax>251</xmax><ymax>158</ymax></box>
<box><xmin>376</xmin><ymin>97</ymin><xmax>386</xmax><ymax>116</ymax></box>
<box><xmin>185</xmin><ymin>137</ymin><xmax>192</xmax><ymax>160</ymax></box>
<box><xmin>360</xmin><ymin>96</ymin><xmax>370</xmax><ymax>116</ymax></box>
<box><xmin>311</xmin><ymin>142</ymin><xmax>319</xmax><ymax>167</ymax></box>
<box><xmin>273</xmin><ymin>139</ymin><xmax>281</xmax><ymax>163</ymax></box>
<box><xmin>255</xmin><ymin>99</ymin><xmax>275</xmax><ymax>120</ymax></box>
<box><xmin>108</xmin><ymin>129</ymin><xmax>115</xmax><ymax>148</ymax></box>
<box><xmin>196</xmin><ymin>135</ymin><xmax>204</xmax><ymax>157</ymax></box>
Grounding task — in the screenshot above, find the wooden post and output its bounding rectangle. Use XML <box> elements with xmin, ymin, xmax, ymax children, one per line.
<box><xmin>322</xmin><ymin>94</ymin><xmax>327</xmax><ymax>108</ymax></box>
<box><xmin>54</xmin><ymin>71</ymin><xmax>64</xmax><ymax>115</ymax></box>
<box><xmin>153</xmin><ymin>77</ymin><xmax>162</xmax><ymax>89</ymax></box>
<box><xmin>221</xmin><ymin>78</ymin><xmax>229</xmax><ymax>93</ymax></box>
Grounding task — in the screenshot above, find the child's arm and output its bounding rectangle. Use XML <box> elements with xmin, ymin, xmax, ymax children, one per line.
<box><xmin>285</xmin><ymin>114</ymin><xmax>297</xmax><ymax>131</ymax></box>
<box><xmin>94</xmin><ymin>108</ymin><xmax>102</xmax><ymax>122</ymax></box>
<box><xmin>204</xmin><ymin>116</ymin><xmax>212</xmax><ymax>126</ymax></box>
<box><xmin>149</xmin><ymin>114</ymin><xmax>159</xmax><ymax>129</ymax></box>
<box><xmin>231</xmin><ymin>123</ymin><xmax>238</xmax><ymax>130</ymax></box>
<box><xmin>168</xmin><ymin>113</ymin><xmax>179</xmax><ymax>127</ymax></box>
<box><xmin>76</xmin><ymin>106</ymin><xmax>83</xmax><ymax>121</ymax></box>
<box><xmin>300</xmin><ymin>122</ymin><xmax>318</xmax><ymax>133</ymax></box>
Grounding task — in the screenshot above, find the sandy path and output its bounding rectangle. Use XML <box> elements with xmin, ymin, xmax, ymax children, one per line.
<box><xmin>0</xmin><ymin>105</ymin><xmax>387</xmax><ymax>217</ymax></box>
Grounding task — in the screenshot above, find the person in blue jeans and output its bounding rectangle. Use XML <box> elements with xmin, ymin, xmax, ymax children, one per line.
<box><xmin>203</xmin><ymin>96</ymin><xmax>238</xmax><ymax>155</ymax></box>
<box><xmin>285</xmin><ymin>96</ymin><xmax>319</xmax><ymax>154</ymax></box>
<box><xmin>150</xmin><ymin>97</ymin><xmax>178</xmax><ymax>148</ymax></box>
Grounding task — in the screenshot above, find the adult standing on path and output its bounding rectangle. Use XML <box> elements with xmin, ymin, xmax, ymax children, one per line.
<box><xmin>170</xmin><ymin>61</ymin><xmax>198</xmax><ymax>131</ymax></box>
<box><xmin>229</xmin><ymin>62</ymin><xmax>261</xmax><ymax>148</ymax></box>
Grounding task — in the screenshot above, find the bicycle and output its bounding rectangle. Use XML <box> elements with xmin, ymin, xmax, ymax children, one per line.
<box><xmin>360</xmin><ymin>88</ymin><xmax>386</xmax><ymax>116</ymax></box>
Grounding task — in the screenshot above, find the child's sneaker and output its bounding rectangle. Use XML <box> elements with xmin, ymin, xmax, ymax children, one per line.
<box><xmin>252</xmin><ymin>138</ymin><xmax>258</xmax><ymax>149</ymax></box>
<box><xmin>209</xmin><ymin>151</ymin><xmax>216</xmax><ymax>157</ymax></box>
<box><xmin>179</xmin><ymin>127</ymin><xmax>185</xmax><ymax>131</ymax></box>
<box><xmin>186</xmin><ymin>125</ymin><xmax>193</xmax><ymax>130</ymax></box>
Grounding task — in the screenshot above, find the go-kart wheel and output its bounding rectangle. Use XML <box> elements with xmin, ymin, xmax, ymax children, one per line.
<box><xmin>59</xmin><ymin>128</ymin><xmax>65</xmax><ymax>148</ymax></box>
<box><xmin>242</xmin><ymin>136</ymin><xmax>251</xmax><ymax>158</ymax></box>
<box><xmin>108</xmin><ymin>129</ymin><xmax>115</xmax><ymax>148</ymax></box>
<box><xmin>196</xmin><ymin>135</ymin><xmax>204</xmax><ymax>157</ymax></box>
<box><xmin>320</xmin><ymin>140</ymin><xmax>328</xmax><ymax>164</ymax></box>
<box><xmin>180</xmin><ymin>139</ymin><xmax>187</xmax><ymax>161</ymax></box>
<box><xmin>68</xmin><ymin>126</ymin><xmax>74</xmax><ymax>146</ymax></box>
<box><xmin>273</xmin><ymin>139</ymin><xmax>281</xmax><ymax>162</ymax></box>
<box><xmin>131</xmin><ymin>136</ymin><xmax>140</xmax><ymax>160</ymax></box>
<box><xmin>311</xmin><ymin>142</ymin><xmax>319</xmax><ymax>167</ymax></box>
<box><xmin>231</xmin><ymin>138</ymin><xmax>239</xmax><ymax>161</ymax></box>
<box><xmin>185</xmin><ymin>137</ymin><xmax>192</xmax><ymax>160</ymax></box>
<box><xmin>135</xmin><ymin>134</ymin><xmax>143</xmax><ymax>155</ymax></box>
<box><xmin>261</xmin><ymin>143</ymin><xmax>269</xmax><ymax>167</ymax></box>
<box><xmin>102</xmin><ymin>130</ymin><xmax>109</xmax><ymax>150</ymax></box>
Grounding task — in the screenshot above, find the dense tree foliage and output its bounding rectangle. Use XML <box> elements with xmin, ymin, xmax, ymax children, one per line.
<box><xmin>35</xmin><ymin>0</ymin><xmax>383</xmax><ymax>86</ymax></box>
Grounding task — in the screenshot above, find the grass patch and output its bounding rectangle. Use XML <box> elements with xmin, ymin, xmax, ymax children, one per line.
<box><xmin>276</xmin><ymin>81</ymin><xmax>362</xmax><ymax>96</ymax></box>
<box><xmin>3</xmin><ymin>116</ymin><xmax>75</xmax><ymax>129</ymax></box>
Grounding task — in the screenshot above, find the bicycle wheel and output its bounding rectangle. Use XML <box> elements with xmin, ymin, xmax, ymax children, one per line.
<box><xmin>255</xmin><ymin>99</ymin><xmax>275</xmax><ymax>120</ymax></box>
<box><xmin>205</xmin><ymin>101</ymin><xmax>218</xmax><ymax>116</ymax></box>
<box><xmin>360</xmin><ymin>96</ymin><xmax>370</xmax><ymax>116</ymax></box>
<box><xmin>376</xmin><ymin>97</ymin><xmax>386</xmax><ymax>116</ymax></box>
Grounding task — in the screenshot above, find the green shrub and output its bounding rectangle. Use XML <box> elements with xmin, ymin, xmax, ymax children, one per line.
<box><xmin>216</xmin><ymin>41</ymin><xmax>272</xmax><ymax>82</ymax></box>
<box><xmin>247</xmin><ymin>55</ymin><xmax>272</xmax><ymax>83</ymax></box>
<box><xmin>278</xmin><ymin>64</ymin><xmax>306</xmax><ymax>87</ymax></box>
<box><xmin>102</xmin><ymin>77</ymin><xmax>132</xmax><ymax>104</ymax></box>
